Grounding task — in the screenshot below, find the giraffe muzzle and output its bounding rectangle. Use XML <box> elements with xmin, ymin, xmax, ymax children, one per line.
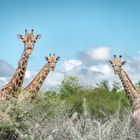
<box><xmin>26</xmin><ymin>48</ymin><xmax>32</xmax><ymax>54</ymax></box>
<box><xmin>51</xmin><ymin>67</ymin><xmax>55</xmax><ymax>71</ymax></box>
<box><xmin>114</xmin><ymin>70</ymin><xmax>118</xmax><ymax>75</ymax></box>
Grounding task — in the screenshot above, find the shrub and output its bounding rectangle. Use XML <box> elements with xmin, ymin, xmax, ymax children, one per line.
<box><xmin>0</xmin><ymin>76</ymin><xmax>134</xmax><ymax>139</ymax></box>
<box><xmin>60</xmin><ymin>76</ymin><xmax>81</xmax><ymax>96</ymax></box>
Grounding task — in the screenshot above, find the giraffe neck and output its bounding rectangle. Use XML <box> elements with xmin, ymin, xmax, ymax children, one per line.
<box><xmin>0</xmin><ymin>48</ymin><xmax>29</xmax><ymax>98</ymax></box>
<box><xmin>24</xmin><ymin>64</ymin><xmax>51</xmax><ymax>93</ymax></box>
<box><xmin>118</xmin><ymin>68</ymin><xmax>140</xmax><ymax>108</ymax></box>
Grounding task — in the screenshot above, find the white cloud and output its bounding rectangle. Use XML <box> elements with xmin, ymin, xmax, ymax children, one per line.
<box><xmin>1</xmin><ymin>46</ymin><xmax>140</xmax><ymax>91</ymax></box>
<box><xmin>90</xmin><ymin>64</ymin><xmax>114</xmax><ymax>78</ymax></box>
<box><xmin>25</xmin><ymin>70</ymin><xmax>36</xmax><ymax>79</ymax></box>
<box><xmin>0</xmin><ymin>59</ymin><xmax>14</xmax><ymax>77</ymax></box>
<box><xmin>20</xmin><ymin>47</ymin><xmax>118</xmax><ymax>89</ymax></box>
<box><xmin>61</xmin><ymin>60</ymin><xmax>82</xmax><ymax>72</ymax></box>
<box><xmin>0</xmin><ymin>77</ymin><xmax>7</xmax><ymax>82</ymax></box>
<box><xmin>43</xmin><ymin>71</ymin><xmax>64</xmax><ymax>89</ymax></box>
<box><xmin>86</xmin><ymin>47</ymin><xmax>111</xmax><ymax>61</ymax></box>
<box><xmin>0</xmin><ymin>77</ymin><xmax>9</xmax><ymax>87</ymax></box>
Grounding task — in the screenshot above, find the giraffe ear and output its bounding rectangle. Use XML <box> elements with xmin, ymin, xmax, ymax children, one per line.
<box><xmin>122</xmin><ymin>61</ymin><xmax>127</xmax><ymax>65</ymax></box>
<box><xmin>57</xmin><ymin>56</ymin><xmax>60</xmax><ymax>60</ymax></box>
<box><xmin>17</xmin><ymin>34</ymin><xmax>24</xmax><ymax>41</ymax></box>
<box><xmin>45</xmin><ymin>57</ymin><xmax>48</xmax><ymax>61</ymax></box>
<box><xmin>35</xmin><ymin>34</ymin><xmax>41</xmax><ymax>41</ymax></box>
<box><xmin>108</xmin><ymin>60</ymin><xmax>113</xmax><ymax>64</ymax></box>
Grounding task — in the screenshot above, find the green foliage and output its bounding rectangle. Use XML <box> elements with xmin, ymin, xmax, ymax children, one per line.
<box><xmin>0</xmin><ymin>124</ymin><xmax>18</xmax><ymax>140</ymax></box>
<box><xmin>112</xmin><ymin>81</ymin><xmax>122</xmax><ymax>92</ymax></box>
<box><xmin>0</xmin><ymin>76</ymin><xmax>132</xmax><ymax>139</ymax></box>
<box><xmin>59</xmin><ymin>77</ymin><xmax>130</xmax><ymax>118</ymax></box>
<box><xmin>135</xmin><ymin>81</ymin><xmax>140</xmax><ymax>90</ymax></box>
<box><xmin>60</xmin><ymin>76</ymin><xmax>81</xmax><ymax>96</ymax></box>
<box><xmin>86</xmin><ymin>89</ymin><xmax>130</xmax><ymax>118</ymax></box>
<box><xmin>96</xmin><ymin>80</ymin><xmax>109</xmax><ymax>91</ymax></box>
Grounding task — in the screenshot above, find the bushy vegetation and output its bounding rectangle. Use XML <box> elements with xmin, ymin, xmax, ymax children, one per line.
<box><xmin>0</xmin><ymin>76</ymin><xmax>138</xmax><ymax>140</ymax></box>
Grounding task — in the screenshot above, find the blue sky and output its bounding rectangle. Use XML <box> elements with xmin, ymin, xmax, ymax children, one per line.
<box><xmin>0</xmin><ymin>0</ymin><xmax>140</xmax><ymax>71</ymax></box>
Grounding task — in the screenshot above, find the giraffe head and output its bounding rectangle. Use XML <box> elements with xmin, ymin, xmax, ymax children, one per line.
<box><xmin>45</xmin><ymin>53</ymin><xmax>60</xmax><ymax>71</ymax></box>
<box><xmin>17</xmin><ymin>29</ymin><xmax>41</xmax><ymax>55</ymax></box>
<box><xmin>109</xmin><ymin>55</ymin><xmax>127</xmax><ymax>74</ymax></box>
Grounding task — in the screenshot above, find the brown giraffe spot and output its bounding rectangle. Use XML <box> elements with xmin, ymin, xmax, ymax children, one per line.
<box><xmin>13</xmin><ymin>85</ymin><xmax>16</xmax><ymax>91</ymax></box>
<box><xmin>18</xmin><ymin>73</ymin><xmax>21</xmax><ymax>77</ymax></box>
<box><xmin>42</xmin><ymin>75</ymin><xmax>46</xmax><ymax>79</ymax></box>
<box><xmin>29</xmin><ymin>89</ymin><xmax>32</xmax><ymax>93</ymax></box>
<box><xmin>18</xmin><ymin>81</ymin><xmax>21</xmax><ymax>86</ymax></box>
<box><xmin>39</xmin><ymin>81</ymin><xmax>42</xmax><ymax>85</ymax></box>
<box><xmin>15</xmin><ymin>79</ymin><xmax>18</xmax><ymax>85</ymax></box>
<box><xmin>1</xmin><ymin>88</ymin><xmax>5</xmax><ymax>91</ymax></box>
<box><xmin>32</xmin><ymin>89</ymin><xmax>35</xmax><ymax>93</ymax></box>
<box><xmin>36</xmin><ymin>87</ymin><xmax>40</xmax><ymax>91</ymax></box>
<box><xmin>22</xmin><ymin>67</ymin><xmax>25</xmax><ymax>71</ymax></box>
<box><xmin>22</xmin><ymin>61</ymin><xmax>26</xmax><ymax>67</ymax></box>
<box><xmin>19</xmin><ymin>76</ymin><xmax>23</xmax><ymax>81</ymax></box>
<box><xmin>20</xmin><ymin>70</ymin><xmax>24</xmax><ymax>75</ymax></box>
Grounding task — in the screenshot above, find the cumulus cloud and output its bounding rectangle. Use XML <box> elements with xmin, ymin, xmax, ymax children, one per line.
<box><xmin>22</xmin><ymin>46</ymin><xmax>137</xmax><ymax>89</ymax></box>
<box><xmin>1</xmin><ymin>46</ymin><xmax>140</xmax><ymax>90</ymax></box>
<box><xmin>89</xmin><ymin>64</ymin><xmax>114</xmax><ymax>78</ymax></box>
<box><xmin>43</xmin><ymin>71</ymin><xmax>64</xmax><ymax>89</ymax></box>
<box><xmin>86</xmin><ymin>47</ymin><xmax>111</xmax><ymax>61</ymax></box>
<box><xmin>56</xmin><ymin>47</ymin><xmax>140</xmax><ymax>88</ymax></box>
<box><xmin>0</xmin><ymin>59</ymin><xmax>14</xmax><ymax>77</ymax></box>
<box><xmin>40</xmin><ymin>47</ymin><xmax>112</xmax><ymax>88</ymax></box>
<box><xmin>77</xmin><ymin>47</ymin><xmax>111</xmax><ymax>65</ymax></box>
<box><xmin>0</xmin><ymin>77</ymin><xmax>9</xmax><ymax>87</ymax></box>
<box><xmin>61</xmin><ymin>60</ymin><xmax>82</xmax><ymax>72</ymax></box>
<box><xmin>0</xmin><ymin>59</ymin><xmax>15</xmax><ymax>87</ymax></box>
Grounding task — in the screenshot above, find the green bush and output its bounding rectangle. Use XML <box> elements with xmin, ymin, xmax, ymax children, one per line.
<box><xmin>59</xmin><ymin>77</ymin><xmax>130</xmax><ymax>118</ymax></box>
<box><xmin>60</xmin><ymin>76</ymin><xmax>81</xmax><ymax>96</ymax></box>
<box><xmin>0</xmin><ymin>76</ymin><xmax>133</xmax><ymax>139</ymax></box>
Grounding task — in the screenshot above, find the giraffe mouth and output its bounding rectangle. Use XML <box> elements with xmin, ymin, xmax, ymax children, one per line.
<box><xmin>114</xmin><ymin>70</ymin><xmax>118</xmax><ymax>75</ymax></box>
<box><xmin>26</xmin><ymin>48</ymin><xmax>32</xmax><ymax>54</ymax></box>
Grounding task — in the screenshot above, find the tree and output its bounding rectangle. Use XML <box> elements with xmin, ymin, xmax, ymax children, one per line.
<box><xmin>96</xmin><ymin>80</ymin><xmax>109</xmax><ymax>91</ymax></box>
<box><xmin>112</xmin><ymin>81</ymin><xmax>121</xmax><ymax>92</ymax></box>
<box><xmin>60</xmin><ymin>76</ymin><xmax>81</xmax><ymax>96</ymax></box>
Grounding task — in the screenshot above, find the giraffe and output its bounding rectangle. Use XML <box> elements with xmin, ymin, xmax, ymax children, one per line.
<box><xmin>19</xmin><ymin>53</ymin><xmax>60</xmax><ymax>100</ymax></box>
<box><xmin>0</xmin><ymin>29</ymin><xmax>41</xmax><ymax>100</ymax></box>
<box><xmin>109</xmin><ymin>55</ymin><xmax>140</xmax><ymax>129</ymax></box>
